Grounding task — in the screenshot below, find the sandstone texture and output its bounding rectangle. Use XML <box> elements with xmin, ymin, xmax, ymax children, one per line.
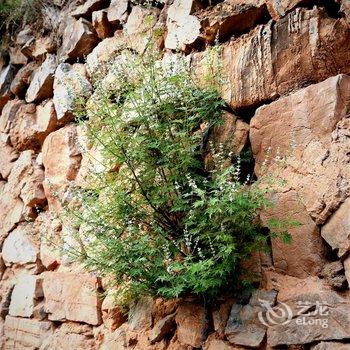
<box><xmin>42</xmin><ymin>271</ymin><xmax>102</xmax><ymax>325</ymax></box>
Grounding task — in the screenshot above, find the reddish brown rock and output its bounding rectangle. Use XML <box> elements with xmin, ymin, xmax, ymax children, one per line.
<box><xmin>101</xmin><ymin>291</ymin><xmax>127</xmax><ymax>331</ymax></box>
<box><xmin>71</xmin><ymin>0</ymin><xmax>109</xmax><ymax>19</ymax></box>
<box><xmin>129</xmin><ymin>297</ymin><xmax>153</xmax><ymax>331</ymax></box>
<box><xmin>42</xmin><ymin>124</ymin><xmax>82</xmax><ymax>211</ymax></box>
<box><xmin>204</xmin><ymin>112</ymin><xmax>249</xmax><ymax>168</ymax></box>
<box><xmin>3</xmin><ymin>315</ymin><xmax>53</xmax><ymax>349</ymax></box>
<box><xmin>25</xmin><ymin>54</ymin><xmax>57</xmax><ymax>103</ymax></box>
<box><xmin>0</xmin><ymin>99</ymin><xmax>23</xmax><ymax>133</ymax></box>
<box><xmin>8</xmin><ymin>100</ymin><xmax>58</xmax><ymax>151</ymax></box>
<box><xmin>265</xmin><ymin>275</ymin><xmax>350</xmax><ymax>346</ymax></box>
<box><xmin>194</xmin><ymin>7</ymin><xmax>350</xmax><ymax>110</ymax></box>
<box><xmin>10</xmin><ymin>61</ymin><xmax>38</xmax><ymax>97</ymax></box>
<box><xmin>42</xmin><ymin>271</ymin><xmax>102</xmax><ymax>325</ymax></box>
<box><xmin>149</xmin><ymin>313</ymin><xmax>176</xmax><ymax>343</ymax></box>
<box><xmin>40</xmin><ymin>322</ymin><xmax>96</xmax><ymax>350</ymax></box>
<box><xmin>92</xmin><ymin>10</ymin><xmax>114</xmax><ymax>39</ymax></box>
<box><xmin>266</xmin><ymin>0</ymin><xmax>306</xmax><ymax>20</ymax></box>
<box><xmin>107</xmin><ymin>0</ymin><xmax>128</xmax><ymax>25</ymax></box>
<box><xmin>321</xmin><ymin>198</ymin><xmax>350</xmax><ymax>258</ymax></box>
<box><xmin>250</xmin><ymin>75</ymin><xmax>350</xmax><ymax>225</ymax></box>
<box><xmin>261</xmin><ymin>190</ymin><xmax>325</xmax><ymax>278</ymax></box>
<box><xmin>175</xmin><ymin>301</ymin><xmax>208</xmax><ymax>348</ymax></box>
<box><xmin>9</xmin><ymin>46</ymin><xmax>27</xmax><ymax>65</ymax></box>
<box><xmin>197</xmin><ymin>0</ymin><xmax>266</xmax><ymax>44</ymax></box>
<box><xmin>9</xmin><ymin>275</ymin><xmax>43</xmax><ymax>317</ymax></box>
<box><xmin>0</xmin><ymin>195</ymin><xmax>24</xmax><ymax>238</ymax></box>
<box><xmin>5</xmin><ymin>150</ymin><xmax>46</xmax><ymax>210</ymax></box>
<box><xmin>59</xmin><ymin>18</ymin><xmax>99</xmax><ymax>62</ymax></box>
<box><xmin>99</xmin><ymin>327</ymin><xmax>127</xmax><ymax>350</ymax></box>
<box><xmin>212</xmin><ymin>299</ymin><xmax>234</xmax><ymax>337</ymax></box>
<box><xmin>124</xmin><ymin>5</ymin><xmax>159</xmax><ymax>35</ymax></box>
<box><xmin>0</xmin><ymin>150</ymin><xmax>46</xmax><ymax>236</ymax></box>
<box><xmin>0</xmin><ymin>133</ymin><xmax>19</xmax><ymax>179</ymax></box>
<box><xmin>320</xmin><ymin>261</ymin><xmax>347</xmax><ymax>290</ymax></box>
<box><xmin>31</xmin><ymin>37</ymin><xmax>57</xmax><ymax>60</ymax></box>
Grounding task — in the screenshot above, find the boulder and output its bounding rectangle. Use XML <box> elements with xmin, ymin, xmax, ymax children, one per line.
<box><xmin>175</xmin><ymin>301</ymin><xmax>208</xmax><ymax>348</ymax></box>
<box><xmin>250</xmin><ymin>74</ymin><xmax>350</xmax><ymax>225</ymax></box>
<box><xmin>31</xmin><ymin>37</ymin><xmax>57</xmax><ymax>60</ymax></box>
<box><xmin>204</xmin><ymin>112</ymin><xmax>249</xmax><ymax>168</ymax></box>
<box><xmin>9</xmin><ymin>46</ymin><xmax>27</xmax><ymax>65</ymax></box>
<box><xmin>107</xmin><ymin>0</ymin><xmax>128</xmax><ymax>25</ymax></box>
<box><xmin>124</xmin><ymin>6</ymin><xmax>159</xmax><ymax>35</ymax></box>
<box><xmin>224</xmin><ymin>290</ymin><xmax>277</xmax><ymax>348</ymax></box>
<box><xmin>3</xmin><ymin>316</ymin><xmax>53</xmax><ymax>349</ymax></box>
<box><xmin>0</xmin><ymin>99</ymin><xmax>24</xmax><ymax>133</ymax></box>
<box><xmin>321</xmin><ymin>198</ymin><xmax>350</xmax><ymax>258</ymax></box>
<box><xmin>0</xmin><ymin>270</ymin><xmax>16</xmax><ymax>319</ymax></box>
<box><xmin>260</xmin><ymin>189</ymin><xmax>325</xmax><ymax>278</ymax></box>
<box><xmin>42</xmin><ymin>271</ymin><xmax>102</xmax><ymax>325</ymax></box>
<box><xmin>35</xmin><ymin>211</ymin><xmax>62</xmax><ymax>270</ymax></box>
<box><xmin>2</xmin><ymin>224</ymin><xmax>39</xmax><ymax>266</ymax></box>
<box><xmin>266</xmin><ymin>275</ymin><xmax>350</xmax><ymax>346</ymax></box>
<box><xmin>99</xmin><ymin>327</ymin><xmax>127</xmax><ymax>350</ymax></box>
<box><xmin>101</xmin><ymin>292</ymin><xmax>127</xmax><ymax>331</ymax></box>
<box><xmin>193</xmin><ymin>7</ymin><xmax>350</xmax><ymax>110</ymax></box>
<box><xmin>8</xmin><ymin>100</ymin><xmax>58</xmax><ymax>151</ymax></box>
<box><xmin>71</xmin><ymin>0</ymin><xmax>110</xmax><ymax>19</ymax></box>
<box><xmin>53</xmin><ymin>63</ymin><xmax>92</xmax><ymax>122</ymax></box>
<box><xmin>42</xmin><ymin>124</ymin><xmax>82</xmax><ymax>211</ymax></box>
<box><xmin>320</xmin><ymin>261</ymin><xmax>347</xmax><ymax>290</ymax></box>
<box><xmin>165</xmin><ymin>0</ymin><xmax>203</xmax><ymax>51</ymax></box>
<box><xmin>92</xmin><ymin>10</ymin><xmax>114</xmax><ymax>39</ymax></box>
<box><xmin>266</xmin><ymin>0</ymin><xmax>308</xmax><ymax>20</ymax></box>
<box><xmin>40</xmin><ymin>322</ymin><xmax>96</xmax><ymax>350</ymax></box>
<box><xmin>25</xmin><ymin>54</ymin><xmax>57</xmax><ymax>103</ymax></box>
<box><xmin>0</xmin><ymin>195</ymin><xmax>24</xmax><ymax>238</ymax></box>
<box><xmin>197</xmin><ymin>0</ymin><xmax>266</xmax><ymax>44</ymax></box>
<box><xmin>9</xmin><ymin>275</ymin><xmax>43</xmax><ymax>317</ymax></box>
<box><xmin>5</xmin><ymin>150</ymin><xmax>46</xmax><ymax>211</ymax></box>
<box><xmin>149</xmin><ymin>313</ymin><xmax>176</xmax><ymax>343</ymax></box>
<box><xmin>212</xmin><ymin>299</ymin><xmax>234</xmax><ymax>337</ymax></box>
<box><xmin>59</xmin><ymin>18</ymin><xmax>99</xmax><ymax>62</ymax></box>
<box><xmin>10</xmin><ymin>61</ymin><xmax>38</xmax><ymax>97</ymax></box>
<box><xmin>129</xmin><ymin>297</ymin><xmax>153</xmax><ymax>331</ymax></box>
<box><xmin>0</xmin><ymin>133</ymin><xmax>19</xmax><ymax>179</ymax></box>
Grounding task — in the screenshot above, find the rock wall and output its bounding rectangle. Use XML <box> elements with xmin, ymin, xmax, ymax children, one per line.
<box><xmin>0</xmin><ymin>0</ymin><xmax>350</xmax><ymax>349</ymax></box>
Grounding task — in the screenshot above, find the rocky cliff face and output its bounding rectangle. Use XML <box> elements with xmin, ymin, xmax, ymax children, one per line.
<box><xmin>0</xmin><ymin>0</ymin><xmax>350</xmax><ymax>349</ymax></box>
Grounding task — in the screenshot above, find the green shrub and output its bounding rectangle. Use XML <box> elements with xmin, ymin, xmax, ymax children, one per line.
<box><xmin>63</xmin><ymin>48</ymin><xmax>293</xmax><ymax>304</ymax></box>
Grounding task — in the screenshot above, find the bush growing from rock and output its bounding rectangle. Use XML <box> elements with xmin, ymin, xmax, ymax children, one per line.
<box><xmin>63</xmin><ymin>47</ymin><xmax>294</xmax><ymax>304</ymax></box>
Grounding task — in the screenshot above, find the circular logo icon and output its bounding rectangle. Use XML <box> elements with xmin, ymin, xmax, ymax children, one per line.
<box><xmin>258</xmin><ymin>299</ymin><xmax>293</xmax><ymax>326</ymax></box>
